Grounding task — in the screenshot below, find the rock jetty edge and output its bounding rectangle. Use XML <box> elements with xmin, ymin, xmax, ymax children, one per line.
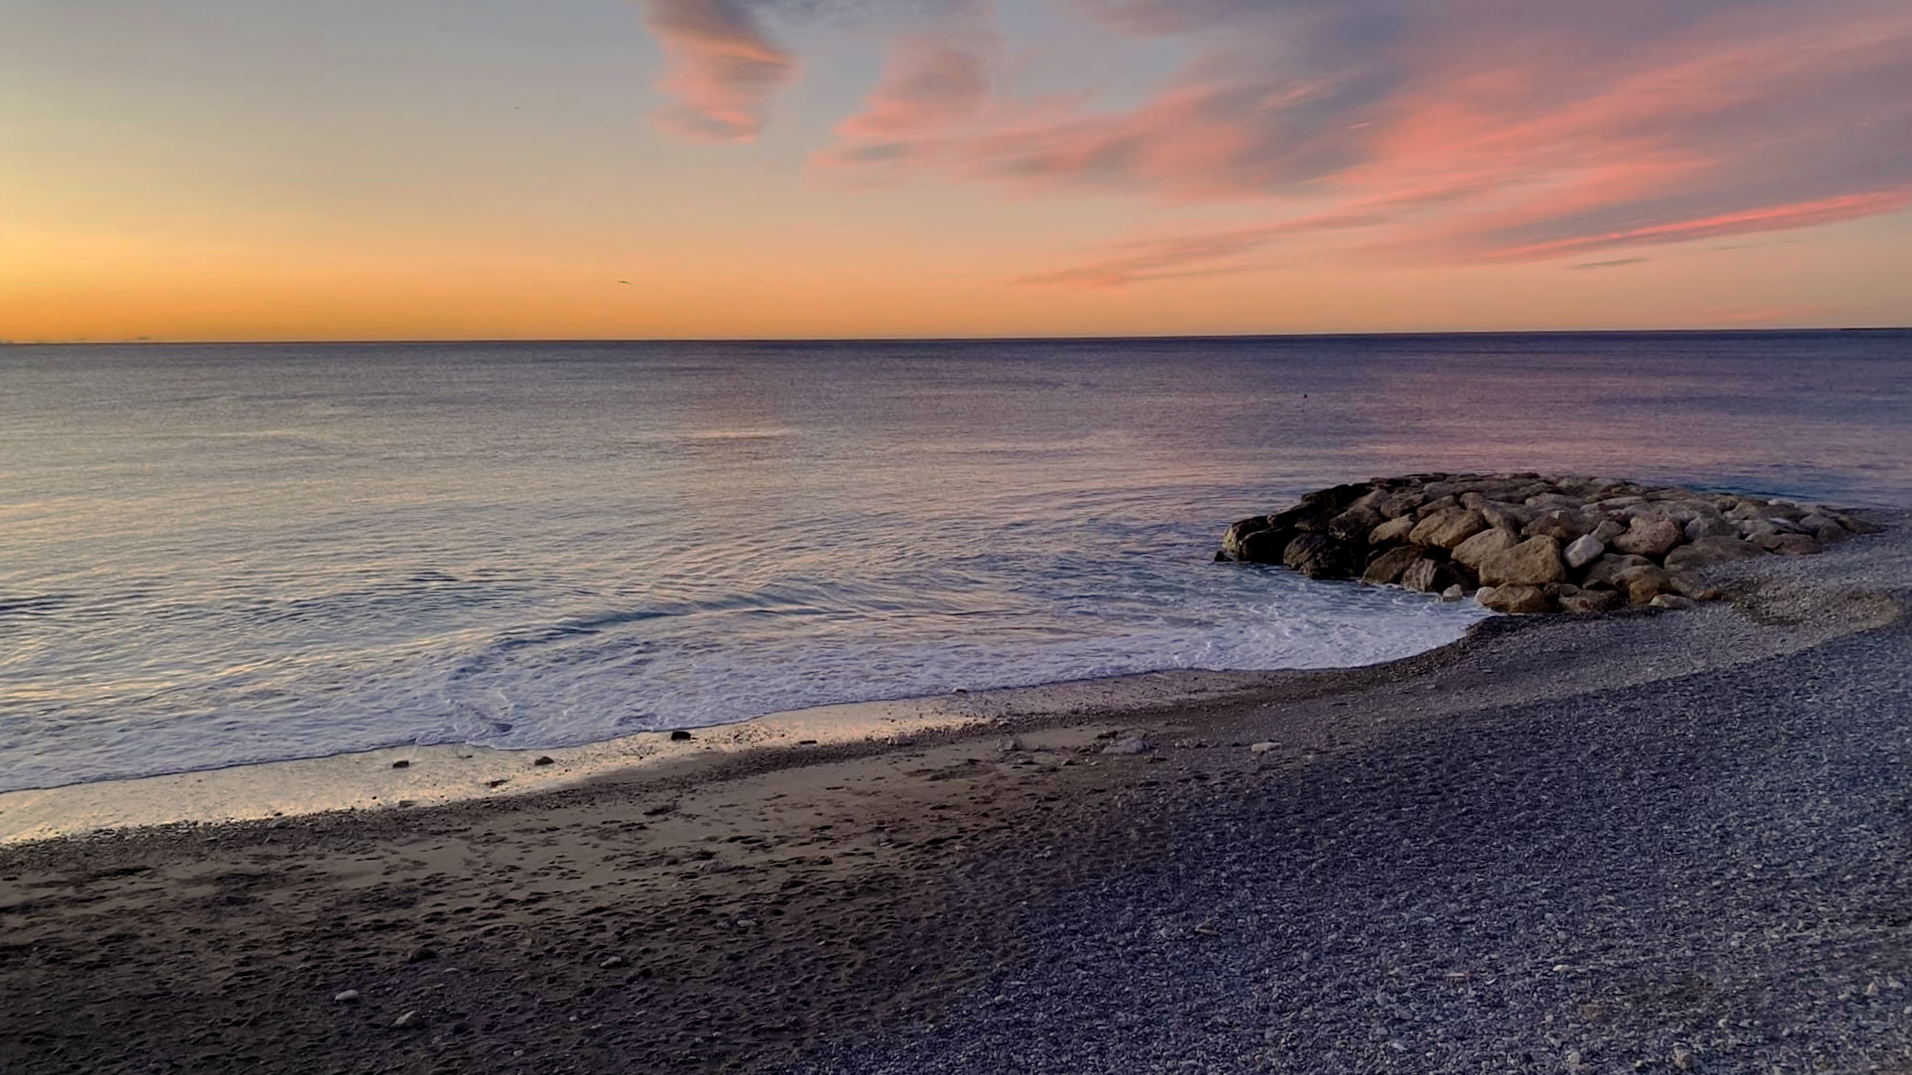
<box><xmin>1219</xmin><ymin>472</ymin><xmax>1883</xmax><ymax>613</ymax></box>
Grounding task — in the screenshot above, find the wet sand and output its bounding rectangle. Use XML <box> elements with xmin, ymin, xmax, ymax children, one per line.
<box><xmin>3</xmin><ymin>516</ymin><xmax>1908</xmax><ymax>1075</ymax></box>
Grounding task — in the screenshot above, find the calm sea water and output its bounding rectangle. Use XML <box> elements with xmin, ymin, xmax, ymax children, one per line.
<box><xmin>2</xmin><ymin>332</ymin><xmax>1909</xmax><ymax>792</ymax></box>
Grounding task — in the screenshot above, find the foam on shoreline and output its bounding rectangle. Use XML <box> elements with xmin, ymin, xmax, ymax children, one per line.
<box><xmin>5</xmin><ymin>508</ymin><xmax>1901</xmax><ymax>846</ymax></box>
<box><xmin>0</xmin><ymin>665</ymin><xmax>1300</xmax><ymax>843</ymax></box>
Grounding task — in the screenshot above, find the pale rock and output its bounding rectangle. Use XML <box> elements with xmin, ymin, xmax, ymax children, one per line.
<box><xmin>1478</xmin><ymin>583</ymin><xmax>1550</xmax><ymax>614</ymax></box>
<box><xmin>1451</xmin><ymin>527</ymin><xmax>1520</xmax><ymax>572</ymax></box>
<box><xmin>334</xmin><ymin>990</ymin><xmax>361</xmax><ymax>1004</ymax></box>
<box><xmin>1409</xmin><ymin>508</ymin><xmax>1489</xmax><ymax>549</ymax></box>
<box><xmin>1249</xmin><ymin>742</ymin><xmax>1279</xmax><ymax>755</ymax></box>
<box><xmin>1591</xmin><ymin>519</ymin><xmax>1626</xmax><ymax>543</ymax></box>
<box><xmin>1563</xmin><ymin>534</ymin><xmax>1605</xmax><ymax>570</ymax></box>
<box><xmin>1440</xmin><ymin>584</ymin><xmax>1466</xmax><ymax>601</ymax></box>
<box><xmin>393</xmin><ymin>1010</ymin><xmax>419</xmax><ymax>1029</ymax></box>
<box><xmin>1102</xmin><ymin>737</ymin><xmax>1153</xmax><ymax>755</ymax></box>
<box><xmin>1478</xmin><ymin>536</ymin><xmax>1567</xmax><ymax>587</ymax></box>
<box><xmin>1368</xmin><ymin>515</ymin><xmax>1417</xmax><ymax>545</ymax></box>
<box><xmin>1612</xmin><ymin>516</ymin><xmax>1684</xmax><ymax>558</ymax></box>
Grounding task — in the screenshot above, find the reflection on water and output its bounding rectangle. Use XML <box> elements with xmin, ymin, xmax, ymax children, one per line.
<box><xmin>0</xmin><ymin>331</ymin><xmax>1907</xmax><ymax>791</ymax></box>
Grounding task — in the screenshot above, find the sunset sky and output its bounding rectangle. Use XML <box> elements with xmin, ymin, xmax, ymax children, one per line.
<box><xmin>5</xmin><ymin>0</ymin><xmax>1911</xmax><ymax>341</ymax></box>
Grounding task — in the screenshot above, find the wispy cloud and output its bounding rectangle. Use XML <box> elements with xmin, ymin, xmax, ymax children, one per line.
<box><xmin>637</xmin><ymin>0</ymin><xmax>1912</xmax><ymax>280</ymax></box>
<box><xmin>640</xmin><ymin>0</ymin><xmax>799</xmax><ymax>141</ymax></box>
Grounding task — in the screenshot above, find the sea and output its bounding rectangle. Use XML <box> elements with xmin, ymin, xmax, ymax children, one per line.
<box><xmin>3</xmin><ymin>331</ymin><xmax>1909</xmax><ymax>794</ymax></box>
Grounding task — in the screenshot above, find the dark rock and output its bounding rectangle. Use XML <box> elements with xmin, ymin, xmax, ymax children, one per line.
<box><xmin>1400</xmin><ymin>557</ymin><xmax>1457</xmax><ymax>594</ymax></box>
<box><xmin>534</xmin><ymin>756</ymin><xmax>555</xmax><ymax>767</ymax></box>
<box><xmin>1237</xmin><ymin>526</ymin><xmax>1298</xmax><ymax>563</ymax></box>
<box><xmin>391</xmin><ymin>760</ymin><xmax>410</xmax><ymax>769</ymax></box>
<box><xmin>1283</xmin><ymin>533</ymin><xmax>1358</xmax><ymax>579</ymax></box>
<box><xmin>1326</xmin><ymin>505</ymin><xmax>1384</xmax><ymax>544</ymax></box>
<box><xmin>670</xmin><ymin>730</ymin><xmax>694</xmax><ymax>741</ymax></box>
<box><xmin>1220</xmin><ymin>516</ymin><xmax>1273</xmax><ymax>561</ymax></box>
<box><xmin>1361</xmin><ymin>546</ymin><xmax>1425</xmax><ymax>586</ymax></box>
<box><xmin>1377</xmin><ymin>491</ymin><xmax>1426</xmax><ymax>518</ymax></box>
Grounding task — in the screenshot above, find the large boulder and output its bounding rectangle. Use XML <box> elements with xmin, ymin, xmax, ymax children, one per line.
<box><xmin>1409</xmin><ymin>508</ymin><xmax>1489</xmax><ymax>550</ymax></box>
<box><xmin>1478</xmin><ymin>536</ymin><xmax>1567</xmax><ymax>587</ymax></box>
<box><xmin>1361</xmin><ymin>546</ymin><xmax>1425</xmax><ymax>586</ymax></box>
<box><xmin>1283</xmin><ymin>533</ymin><xmax>1358</xmax><ymax>579</ymax></box>
<box><xmin>1221</xmin><ymin>516</ymin><xmax>1273</xmax><ymax>561</ymax></box>
<box><xmin>1452</xmin><ymin>527</ymin><xmax>1521</xmax><ymax>573</ymax></box>
<box><xmin>1612</xmin><ymin>516</ymin><xmax>1685</xmax><ymax>558</ymax></box>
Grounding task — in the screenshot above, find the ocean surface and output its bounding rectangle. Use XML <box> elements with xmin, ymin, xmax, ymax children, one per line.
<box><xmin>3</xmin><ymin>332</ymin><xmax>1909</xmax><ymax>792</ymax></box>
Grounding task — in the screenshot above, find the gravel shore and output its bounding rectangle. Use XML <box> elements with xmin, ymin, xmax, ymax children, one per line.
<box><xmin>4</xmin><ymin>514</ymin><xmax>1907</xmax><ymax>1074</ymax></box>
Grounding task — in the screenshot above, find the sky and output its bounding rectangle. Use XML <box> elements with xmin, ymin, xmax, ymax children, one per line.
<box><xmin>3</xmin><ymin>0</ymin><xmax>1911</xmax><ymax>341</ymax></box>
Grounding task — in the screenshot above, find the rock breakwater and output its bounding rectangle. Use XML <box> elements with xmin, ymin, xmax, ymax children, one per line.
<box><xmin>1219</xmin><ymin>473</ymin><xmax>1881</xmax><ymax>613</ymax></box>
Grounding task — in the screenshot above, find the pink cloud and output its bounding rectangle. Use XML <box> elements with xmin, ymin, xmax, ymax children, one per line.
<box><xmin>641</xmin><ymin>0</ymin><xmax>797</xmax><ymax>142</ymax></box>
<box><xmin>805</xmin><ymin>0</ymin><xmax>1912</xmax><ymax>283</ymax></box>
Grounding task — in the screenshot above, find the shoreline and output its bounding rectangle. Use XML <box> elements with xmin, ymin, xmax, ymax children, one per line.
<box><xmin>0</xmin><ymin>663</ymin><xmax>1355</xmax><ymax>846</ymax></box>
<box><xmin>3</xmin><ymin>513</ymin><xmax>1907</xmax><ymax>1074</ymax></box>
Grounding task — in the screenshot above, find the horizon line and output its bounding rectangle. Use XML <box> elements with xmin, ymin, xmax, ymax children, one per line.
<box><xmin>5</xmin><ymin>325</ymin><xmax>1909</xmax><ymax>348</ymax></box>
